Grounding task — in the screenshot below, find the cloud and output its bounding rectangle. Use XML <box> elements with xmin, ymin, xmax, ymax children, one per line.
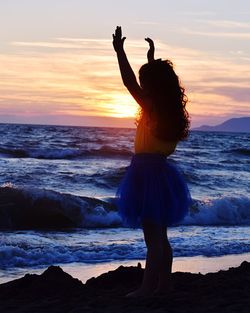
<box><xmin>0</xmin><ymin>37</ymin><xmax>249</xmax><ymax>126</ymax></box>
<box><xmin>180</xmin><ymin>11</ymin><xmax>216</xmax><ymax>17</ymax></box>
<box><xmin>11</xmin><ymin>41</ymin><xmax>84</xmax><ymax>49</ymax></box>
<box><xmin>133</xmin><ymin>21</ymin><xmax>159</xmax><ymax>26</ymax></box>
<box><xmin>196</xmin><ymin>19</ymin><xmax>250</xmax><ymax>29</ymax></box>
<box><xmin>211</xmin><ymin>86</ymin><xmax>250</xmax><ymax>102</ymax></box>
<box><xmin>0</xmin><ymin>114</ymin><xmax>135</xmax><ymax>128</ymax></box>
<box><xmin>182</xmin><ymin>29</ymin><xmax>250</xmax><ymax>39</ymax></box>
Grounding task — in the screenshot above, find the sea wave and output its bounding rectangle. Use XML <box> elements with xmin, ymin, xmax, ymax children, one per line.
<box><xmin>0</xmin><ymin>186</ymin><xmax>249</xmax><ymax>229</ymax></box>
<box><xmin>1</xmin><ymin>226</ymin><xmax>250</xmax><ymax>269</ymax></box>
<box><xmin>0</xmin><ymin>146</ymin><xmax>132</xmax><ymax>159</ymax></box>
<box><xmin>224</xmin><ymin>148</ymin><xmax>250</xmax><ymax>156</ymax></box>
<box><xmin>88</xmin><ymin>167</ymin><xmax>126</xmax><ymax>189</ymax></box>
<box><xmin>0</xmin><ymin>186</ymin><xmax>120</xmax><ymax>229</ymax></box>
<box><xmin>183</xmin><ymin>196</ymin><xmax>250</xmax><ymax>226</ymax></box>
<box><xmin>0</xmin><ymin>240</ymin><xmax>142</xmax><ymax>269</ymax></box>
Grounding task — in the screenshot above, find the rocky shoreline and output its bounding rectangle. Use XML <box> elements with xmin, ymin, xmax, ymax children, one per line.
<box><xmin>0</xmin><ymin>261</ymin><xmax>249</xmax><ymax>312</ymax></box>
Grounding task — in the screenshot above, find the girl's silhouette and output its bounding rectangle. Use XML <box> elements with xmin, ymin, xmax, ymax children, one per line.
<box><xmin>113</xmin><ymin>26</ymin><xmax>191</xmax><ymax>297</ymax></box>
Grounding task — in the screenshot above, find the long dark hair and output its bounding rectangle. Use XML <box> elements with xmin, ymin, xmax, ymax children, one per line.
<box><xmin>138</xmin><ymin>59</ymin><xmax>190</xmax><ymax>141</ymax></box>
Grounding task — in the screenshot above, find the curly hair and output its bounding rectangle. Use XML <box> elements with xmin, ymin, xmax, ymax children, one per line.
<box><xmin>138</xmin><ymin>59</ymin><xmax>190</xmax><ymax>141</ymax></box>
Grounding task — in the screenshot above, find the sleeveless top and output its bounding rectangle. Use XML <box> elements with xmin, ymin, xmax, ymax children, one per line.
<box><xmin>134</xmin><ymin>115</ymin><xmax>177</xmax><ymax>156</ymax></box>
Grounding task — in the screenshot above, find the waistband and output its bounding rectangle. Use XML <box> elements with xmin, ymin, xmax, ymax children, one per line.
<box><xmin>132</xmin><ymin>153</ymin><xmax>167</xmax><ymax>162</ymax></box>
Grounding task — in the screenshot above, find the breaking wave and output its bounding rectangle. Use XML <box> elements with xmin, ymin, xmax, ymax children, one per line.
<box><xmin>0</xmin><ymin>146</ymin><xmax>132</xmax><ymax>160</ymax></box>
<box><xmin>0</xmin><ymin>186</ymin><xmax>249</xmax><ymax>229</ymax></box>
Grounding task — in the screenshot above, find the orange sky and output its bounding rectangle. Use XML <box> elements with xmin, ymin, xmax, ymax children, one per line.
<box><xmin>0</xmin><ymin>1</ymin><xmax>249</xmax><ymax>128</ymax></box>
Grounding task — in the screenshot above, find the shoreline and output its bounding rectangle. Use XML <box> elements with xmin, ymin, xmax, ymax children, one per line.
<box><xmin>1</xmin><ymin>252</ymin><xmax>249</xmax><ymax>285</ymax></box>
<box><xmin>0</xmin><ymin>260</ymin><xmax>249</xmax><ymax>313</ymax></box>
<box><xmin>59</xmin><ymin>252</ymin><xmax>250</xmax><ymax>283</ymax></box>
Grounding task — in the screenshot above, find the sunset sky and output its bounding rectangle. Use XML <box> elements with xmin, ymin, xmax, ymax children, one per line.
<box><xmin>0</xmin><ymin>0</ymin><xmax>249</xmax><ymax>128</ymax></box>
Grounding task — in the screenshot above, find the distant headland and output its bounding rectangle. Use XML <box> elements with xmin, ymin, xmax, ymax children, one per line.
<box><xmin>193</xmin><ymin>117</ymin><xmax>250</xmax><ymax>133</ymax></box>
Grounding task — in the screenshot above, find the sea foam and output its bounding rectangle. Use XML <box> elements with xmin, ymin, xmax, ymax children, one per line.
<box><xmin>0</xmin><ymin>186</ymin><xmax>249</xmax><ymax>229</ymax></box>
<box><xmin>183</xmin><ymin>196</ymin><xmax>250</xmax><ymax>226</ymax></box>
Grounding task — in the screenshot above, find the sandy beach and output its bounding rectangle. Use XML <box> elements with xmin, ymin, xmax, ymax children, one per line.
<box><xmin>0</xmin><ymin>260</ymin><xmax>249</xmax><ymax>313</ymax></box>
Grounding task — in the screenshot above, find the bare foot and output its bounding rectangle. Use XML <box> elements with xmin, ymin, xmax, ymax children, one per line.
<box><xmin>125</xmin><ymin>288</ymin><xmax>154</xmax><ymax>298</ymax></box>
<box><xmin>153</xmin><ymin>284</ymin><xmax>174</xmax><ymax>296</ymax></box>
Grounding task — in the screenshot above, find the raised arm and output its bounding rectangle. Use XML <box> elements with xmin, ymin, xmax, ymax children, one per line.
<box><xmin>112</xmin><ymin>26</ymin><xmax>145</xmax><ymax>107</ymax></box>
<box><xmin>145</xmin><ymin>37</ymin><xmax>155</xmax><ymax>62</ymax></box>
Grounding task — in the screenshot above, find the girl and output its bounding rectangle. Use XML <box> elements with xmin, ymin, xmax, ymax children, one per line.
<box><xmin>113</xmin><ymin>26</ymin><xmax>191</xmax><ymax>297</ymax></box>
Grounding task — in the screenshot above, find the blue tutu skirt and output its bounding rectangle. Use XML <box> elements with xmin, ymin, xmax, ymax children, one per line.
<box><xmin>116</xmin><ymin>153</ymin><xmax>191</xmax><ymax>228</ymax></box>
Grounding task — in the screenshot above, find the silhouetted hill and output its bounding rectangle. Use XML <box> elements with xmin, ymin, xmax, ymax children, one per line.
<box><xmin>194</xmin><ymin>117</ymin><xmax>250</xmax><ymax>133</ymax></box>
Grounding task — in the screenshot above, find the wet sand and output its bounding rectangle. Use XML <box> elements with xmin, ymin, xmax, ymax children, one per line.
<box><xmin>1</xmin><ymin>252</ymin><xmax>249</xmax><ymax>285</ymax></box>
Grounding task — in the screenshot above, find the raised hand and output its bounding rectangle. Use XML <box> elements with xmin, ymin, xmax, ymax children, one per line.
<box><xmin>145</xmin><ymin>37</ymin><xmax>155</xmax><ymax>62</ymax></box>
<box><xmin>112</xmin><ymin>26</ymin><xmax>126</xmax><ymax>52</ymax></box>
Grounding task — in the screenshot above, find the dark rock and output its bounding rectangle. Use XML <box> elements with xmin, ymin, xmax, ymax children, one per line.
<box><xmin>86</xmin><ymin>265</ymin><xmax>144</xmax><ymax>290</ymax></box>
<box><xmin>0</xmin><ymin>262</ymin><xmax>249</xmax><ymax>313</ymax></box>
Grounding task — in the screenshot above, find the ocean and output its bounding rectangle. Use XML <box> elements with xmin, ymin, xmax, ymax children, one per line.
<box><xmin>0</xmin><ymin>123</ymin><xmax>249</xmax><ymax>282</ymax></box>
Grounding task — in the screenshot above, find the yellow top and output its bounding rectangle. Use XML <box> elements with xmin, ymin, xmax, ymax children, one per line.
<box><xmin>134</xmin><ymin>115</ymin><xmax>177</xmax><ymax>156</ymax></box>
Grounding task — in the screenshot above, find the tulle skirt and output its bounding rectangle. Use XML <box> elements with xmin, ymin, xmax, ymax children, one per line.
<box><xmin>116</xmin><ymin>153</ymin><xmax>191</xmax><ymax>228</ymax></box>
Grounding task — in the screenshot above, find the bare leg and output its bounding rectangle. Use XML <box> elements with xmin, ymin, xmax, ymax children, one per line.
<box><xmin>155</xmin><ymin>230</ymin><xmax>173</xmax><ymax>293</ymax></box>
<box><xmin>126</xmin><ymin>221</ymin><xmax>167</xmax><ymax>297</ymax></box>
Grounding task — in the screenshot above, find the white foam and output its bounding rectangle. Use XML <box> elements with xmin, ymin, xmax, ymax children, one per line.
<box><xmin>183</xmin><ymin>196</ymin><xmax>250</xmax><ymax>225</ymax></box>
<box><xmin>83</xmin><ymin>206</ymin><xmax>121</xmax><ymax>227</ymax></box>
<box><xmin>1</xmin><ymin>186</ymin><xmax>250</xmax><ymax>228</ymax></box>
<box><xmin>0</xmin><ymin>186</ymin><xmax>120</xmax><ymax>229</ymax></box>
<box><xmin>29</xmin><ymin>148</ymin><xmax>81</xmax><ymax>159</ymax></box>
